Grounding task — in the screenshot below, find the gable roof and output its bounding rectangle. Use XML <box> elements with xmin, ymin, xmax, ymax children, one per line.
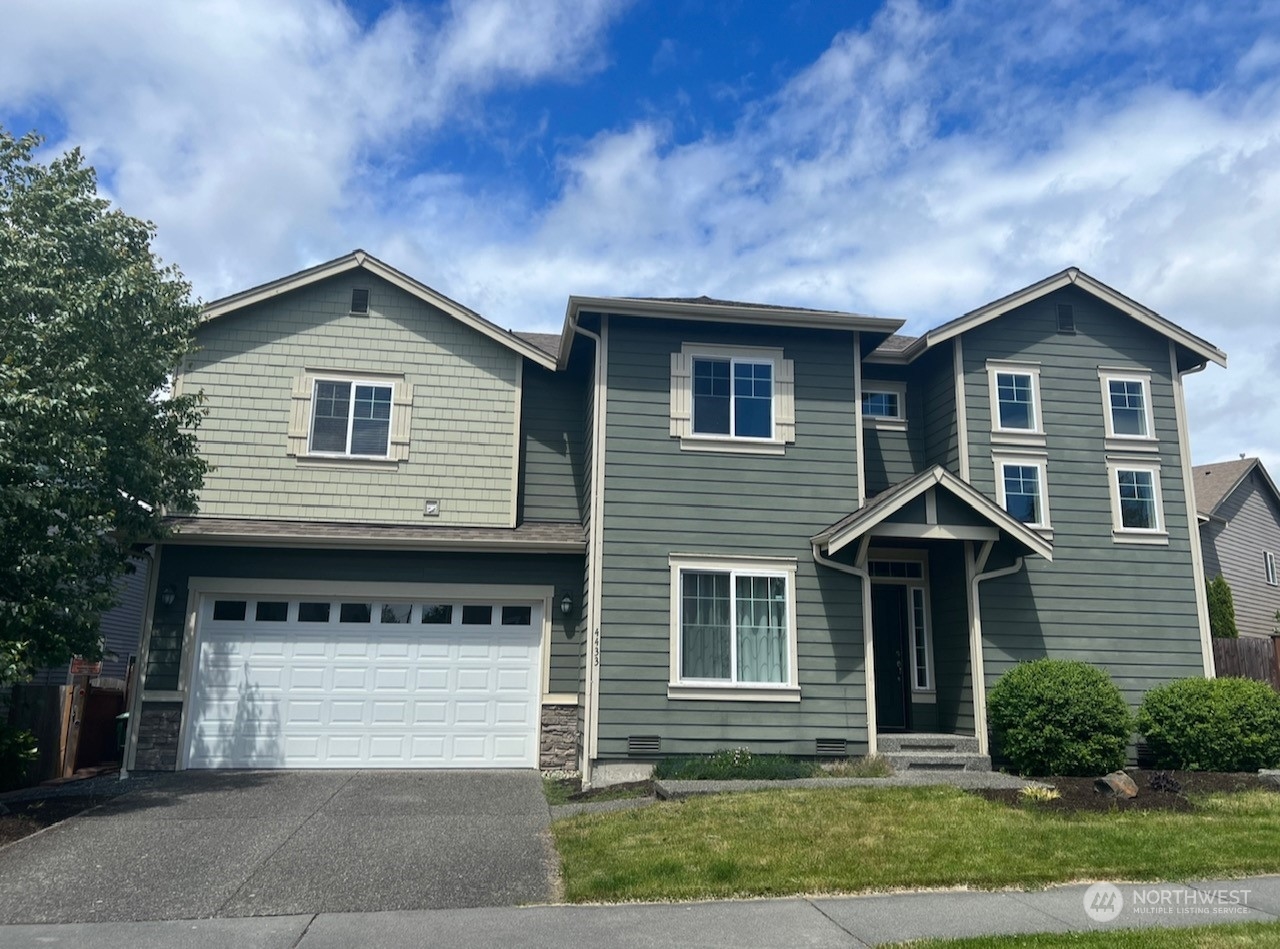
<box><xmin>811</xmin><ymin>465</ymin><xmax>1054</xmax><ymax>562</ymax></box>
<box><xmin>1192</xmin><ymin>457</ymin><xmax>1280</xmax><ymax>519</ymax></box>
<box><xmin>199</xmin><ymin>250</ymin><xmax>558</xmax><ymax>371</ymax></box>
<box><xmin>867</xmin><ymin>267</ymin><xmax>1226</xmax><ymax>369</ymax></box>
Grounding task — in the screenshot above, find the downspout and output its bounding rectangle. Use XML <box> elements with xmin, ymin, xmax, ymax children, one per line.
<box><xmin>574</xmin><ymin>321</ymin><xmax>605</xmax><ymax>784</ymax></box>
<box><xmin>968</xmin><ymin>543</ymin><xmax>1025</xmax><ymax>756</ymax></box>
<box><xmin>812</xmin><ymin>543</ymin><xmax>878</xmax><ymax>755</ymax></box>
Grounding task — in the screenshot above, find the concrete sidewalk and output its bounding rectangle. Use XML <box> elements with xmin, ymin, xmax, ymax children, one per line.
<box><xmin>1</xmin><ymin>876</ymin><xmax>1277</xmax><ymax>948</ymax></box>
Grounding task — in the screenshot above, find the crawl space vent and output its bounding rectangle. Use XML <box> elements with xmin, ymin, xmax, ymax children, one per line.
<box><xmin>627</xmin><ymin>735</ymin><xmax>661</xmax><ymax>756</ymax></box>
<box><xmin>350</xmin><ymin>287</ymin><xmax>370</xmax><ymax>314</ymax></box>
<box><xmin>815</xmin><ymin>738</ymin><xmax>848</xmax><ymax>758</ymax></box>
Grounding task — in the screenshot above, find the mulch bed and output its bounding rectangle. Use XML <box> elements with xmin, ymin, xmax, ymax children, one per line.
<box><xmin>0</xmin><ymin>796</ymin><xmax>107</xmax><ymax>848</ymax></box>
<box><xmin>973</xmin><ymin>770</ymin><xmax>1271</xmax><ymax>814</ymax></box>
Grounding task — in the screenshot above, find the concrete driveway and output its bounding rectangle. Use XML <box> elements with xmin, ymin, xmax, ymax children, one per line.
<box><xmin>0</xmin><ymin>770</ymin><xmax>557</xmax><ymax>924</ymax></box>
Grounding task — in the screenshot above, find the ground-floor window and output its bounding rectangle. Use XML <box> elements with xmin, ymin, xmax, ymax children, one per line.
<box><xmin>669</xmin><ymin>556</ymin><xmax>799</xmax><ymax>697</ymax></box>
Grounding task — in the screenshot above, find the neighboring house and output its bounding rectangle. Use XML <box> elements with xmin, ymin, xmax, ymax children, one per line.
<box><xmin>29</xmin><ymin>558</ymin><xmax>147</xmax><ymax>686</ymax></box>
<box><xmin>1194</xmin><ymin>457</ymin><xmax>1280</xmax><ymax>639</ymax></box>
<box><xmin>124</xmin><ymin>254</ymin><xmax>1226</xmax><ymax>783</ymax></box>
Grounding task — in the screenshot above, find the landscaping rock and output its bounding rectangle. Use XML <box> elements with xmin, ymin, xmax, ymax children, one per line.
<box><xmin>1095</xmin><ymin>771</ymin><xmax>1139</xmax><ymax>799</ymax></box>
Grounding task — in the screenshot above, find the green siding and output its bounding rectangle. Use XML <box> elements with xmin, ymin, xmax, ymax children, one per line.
<box><xmin>929</xmin><ymin>542</ymin><xmax>973</xmax><ymax>734</ymax></box>
<box><xmin>962</xmin><ymin>285</ymin><xmax>1205</xmax><ymax>704</ymax></box>
<box><xmin>597</xmin><ymin>317</ymin><xmax>868</xmax><ymax>759</ymax></box>
<box><xmin>519</xmin><ymin>362</ymin><xmax>586</xmax><ymax>523</ymax></box>
<box><xmin>862</xmin><ymin>366</ymin><xmax>923</xmax><ymax>495</ymax></box>
<box><xmin>182</xmin><ymin>272</ymin><xmax>521</xmax><ymax>527</ymax></box>
<box><xmin>144</xmin><ymin>546</ymin><xmax>585</xmax><ymax>695</ymax></box>
<box><xmin>920</xmin><ymin>345</ymin><xmax>960</xmax><ymax>473</ymax></box>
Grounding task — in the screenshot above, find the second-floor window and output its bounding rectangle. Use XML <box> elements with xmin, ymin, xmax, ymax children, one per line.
<box><xmin>310</xmin><ymin>380</ymin><xmax>393</xmax><ymax>457</ymax></box>
<box><xmin>1098</xmin><ymin>368</ymin><xmax>1154</xmax><ymax>442</ymax></box>
<box><xmin>1266</xmin><ymin>551</ymin><xmax>1278</xmax><ymax>587</ymax></box>
<box><xmin>987</xmin><ymin>360</ymin><xmax>1043</xmax><ymax>440</ymax></box>
<box><xmin>995</xmin><ymin>372</ymin><xmax>1036</xmax><ymax>430</ymax></box>
<box><xmin>994</xmin><ymin>451</ymin><xmax>1050</xmax><ymax>529</ymax></box>
<box><xmin>670</xmin><ymin>344</ymin><xmax>795</xmax><ymax>454</ymax></box>
<box><xmin>1106</xmin><ymin>460</ymin><xmax>1166</xmax><ymax>543</ymax></box>
<box><xmin>693</xmin><ymin>357</ymin><xmax>773</xmax><ymax>438</ymax></box>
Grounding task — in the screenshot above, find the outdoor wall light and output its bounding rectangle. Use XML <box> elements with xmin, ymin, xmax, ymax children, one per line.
<box><xmin>160</xmin><ymin>585</ymin><xmax>177</xmax><ymax>607</ymax></box>
<box><xmin>559</xmin><ymin>592</ymin><xmax>573</xmax><ymax>617</ymax></box>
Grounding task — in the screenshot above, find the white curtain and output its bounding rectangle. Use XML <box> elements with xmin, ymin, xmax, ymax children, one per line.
<box><xmin>736</xmin><ymin>575</ymin><xmax>787</xmax><ymax>683</ymax></box>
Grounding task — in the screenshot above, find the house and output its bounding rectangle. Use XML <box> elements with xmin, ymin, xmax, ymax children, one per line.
<box><xmin>1194</xmin><ymin>457</ymin><xmax>1280</xmax><ymax>639</ymax></box>
<box><xmin>28</xmin><ymin>558</ymin><xmax>147</xmax><ymax>687</ymax></box>
<box><xmin>123</xmin><ymin>255</ymin><xmax>1226</xmax><ymax>783</ymax></box>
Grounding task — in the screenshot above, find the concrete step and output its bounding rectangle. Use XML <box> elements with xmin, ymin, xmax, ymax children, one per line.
<box><xmin>884</xmin><ymin>752</ymin><xmax>993</xmax><ymax>772</ymax></box>
<box><xmin>877</xmin><ymin>733</ymin><xmax>980</xmax><ymax>755</ymax></box>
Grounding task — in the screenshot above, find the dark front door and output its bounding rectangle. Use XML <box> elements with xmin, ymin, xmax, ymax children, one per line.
<box><xmin>871</xmin><ymin>584</ymin><xmax>911</xmax><ymax>731</ymax></box>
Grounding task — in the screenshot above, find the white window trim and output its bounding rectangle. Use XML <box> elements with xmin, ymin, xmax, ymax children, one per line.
<box><xmin>1098</xmin><ymin>367</ymin><xmax>1157</xmax><ymax>451</ymax></box>
<box><xmin>667</xmin><ymin>554</ymin><xmax>800</xmax><ymax>702</ymax></box>
<box><xmin>861</xmin><ymin>380</ymin><xmax>908</xmax><ymax>431</ymax></box>
<box><xmin>987</xmin><ymin>359</ymin><xmax>1045</xmax><ymax>446</ymax></box>
<box><xmin>1265</xmin><ymin>551</ymin><xmax>1277</xmax><ymax>587</ymax></box>
<box><xmin>308</xmin><ymin>376</ymin><xmax>396</xmax><ymax>459</ymax></box>
<box><xmin>867</xmin><ymin>549</ymin><xmax>933</xmax><ymax>695</ymax></box>
<box><xmin>993</xmin><ymin>449</ymin><xmax>1052</xmax><ymax>533</ymax></box>
<box><xmin>1106</xmin><ymin>459</ymin><xmax>1168</xmax><ymax>545</ymax></box>
<box><xmin>672</xmin><ymin>343</ymin><xmax>793</xmax><ymax>456</ymax></box>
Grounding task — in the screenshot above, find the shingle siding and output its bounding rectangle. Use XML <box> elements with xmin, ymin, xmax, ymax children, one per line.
<box><xmin>596</xmin><ymin>317</ymin><xmax>868</xmax><ymax>759</ymax></box>
<box><xmin>962</xmin><ymin>285</ymin><xmax>1206</xmax><ymax>703</ymax></box>
<box><xmin>183</xmin><ymin>273</ymin><xmax>520</xmax><ymax>526</ymax></box>
<box><xmin>1200</xmin><ymin>471</ymin><xmax>1280</xmax><ymax>638</ymax></box>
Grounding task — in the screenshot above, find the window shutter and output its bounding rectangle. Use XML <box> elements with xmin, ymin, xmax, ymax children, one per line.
<box><xmin>670</xmin><ymin>351</ymin><xmax>692</xmax><ymax>437</ymax></box>
<box><xmin>287</xmin><ymin>374</ymin><xmax>312</xmax><ymax>456</ymax></box>
<box><xmin>775</xmin><ymin>357</ymin><xmax>796</xmax><ymax>443</ymax></box>
<box><xmin>390</xmin><ymin>380</ymin><xmax>413</xmax><ymax>461</ymax></box>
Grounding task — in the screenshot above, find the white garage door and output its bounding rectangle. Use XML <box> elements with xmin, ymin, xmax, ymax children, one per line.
<box><xmin>185</xmin><ymin>594</ymin><xmax>543</xmax><ymax>769</ymax></box>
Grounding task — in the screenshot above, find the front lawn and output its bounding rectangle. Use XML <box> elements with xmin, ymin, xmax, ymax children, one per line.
<box><xmin>552</xmin><ymin>785</ymin><xmax>1280</xmax><ymax>903</ymax></box>
<box><xmin>901</xmin><ymin>920</ymin><xmax>1280</xmax><ymax>947</ymax></box>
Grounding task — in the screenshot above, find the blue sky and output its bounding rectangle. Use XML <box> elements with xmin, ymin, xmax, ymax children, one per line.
<box><xmin>3</xmin><ymin>0</ymin><xmax>1280</xmax><ymax>468</ymax></box>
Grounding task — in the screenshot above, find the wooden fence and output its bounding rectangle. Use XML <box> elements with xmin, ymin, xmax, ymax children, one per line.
<box><xmin>1213</xmin><ymin>636</ymin><xmax>1280</xmax><ymax>691</ymax></box>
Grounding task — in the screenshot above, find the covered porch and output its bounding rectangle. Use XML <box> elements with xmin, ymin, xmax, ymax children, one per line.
<box><xmin>811</xmin><ymin>466</ymin><xmax>1053</xmax><ymax>758</ymax></box>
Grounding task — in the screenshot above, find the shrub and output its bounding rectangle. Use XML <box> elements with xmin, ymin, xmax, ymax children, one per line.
<box><xmin>987</xmin><ymin>659</ymin><xmax>1132</xmax><ymax>776</ymax></box>
<box><xmin>1206</xmin><ymin>575</ymin><xmax>1240</xmax><ymax>639</ymax></box>
<box><xmin>0</xmin><ymin>723</ymin><xmax>37</xmax><ymax>792</ymax></box>
<box><xmin>1137</xmin><ymin>677</ymin><xmax>1280</xmax><ymax>772</ymax></box>
<box><xmin>653</xmin><ymin>748</ymin><xmax>815</xmax><ymax>780</ymax></box>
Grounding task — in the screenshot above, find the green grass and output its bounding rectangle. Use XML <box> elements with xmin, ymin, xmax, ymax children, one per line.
<box><xmin>543</xmin><ymin>775</ymin><xmax>653</xmax><ymax>806</ymax></box>
<box><xmin>899</xmin><ymin>920</ymin><xmax>1280</xmax><ymax>947</ymax></box>
<box><xmin>551</xmin><ymin>786</ymin><xmax>1280</xmax><ymax>903</ymax></box>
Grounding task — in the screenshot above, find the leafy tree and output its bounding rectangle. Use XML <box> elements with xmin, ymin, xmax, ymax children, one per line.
<box><xmin>1206</xmin><ymin>574</ymin><xmax>1239</xmax><ymax>639</ymax></box>
<box><xmin>0</xmin><ymin>129</ymin><xmax>205</xmax><ymax>682</ymax></box>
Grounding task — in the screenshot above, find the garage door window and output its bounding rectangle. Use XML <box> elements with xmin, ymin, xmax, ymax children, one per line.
<box><xmin>339</xmin><ymin>603</ymin><xmax>373</xmax><ymax>623</ymax></box>
<box><xmin>420</xmin><ymin>604</ymin><xmax>452</xmax><ymax>624</ymax></box>
<box><xmin>380</xmin><ymin>604</ymin><xmax>412</xmax><ymax>624</ymax></box>
<box><xmin>255</xmin><ymin>601</ymin><xmax>289</xmax><ymax>622</ymax></box>
<box><xmin>298</xmin><ymin>602</ymin><xmax>331</xmax><ymax>622</ymax></box>
<box><xmin>501</xmin><ymin>606</ymin><xmax>532</xmax><ymax>626</ymax></box>
<box><xmin>462</xmin><ymin>605</ymin><xmax>493</xmax><ymax>624</ymax></box>
<box><xmin>212</xmin><ymin>600</ymin><xmax>246</xmax><ymax>621</ymax></box>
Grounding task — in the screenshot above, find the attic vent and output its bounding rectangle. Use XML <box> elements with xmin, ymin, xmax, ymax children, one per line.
<box><xmin>1056</xmin><ymin>303</ymin><xmax>1075</xmax><ymax>334</ymax></box>
<box><xmin>350</xmin><ymin>287</ymin><xmax>370</xmax><ymax>314</ymax></box>
<box><xmin>627</xmin><ymin>735</ymin><xmax>661</xmax><ymax>756</ymax></box>
<box><xmin>815</xmin><ymin>738</ymin><xmax>848</xmax><ymax>758</ymax></box>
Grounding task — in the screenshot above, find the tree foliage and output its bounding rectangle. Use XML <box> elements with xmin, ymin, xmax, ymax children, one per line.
<box><xmin>0</xmin><ymin>129</ymin><xmax>205</xmax><ymax>681</ymax></box>
<box><xmin>1206</xmin><ymin>574</ymin><xmax>1239</xmax><ymax>639</ymax></box>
